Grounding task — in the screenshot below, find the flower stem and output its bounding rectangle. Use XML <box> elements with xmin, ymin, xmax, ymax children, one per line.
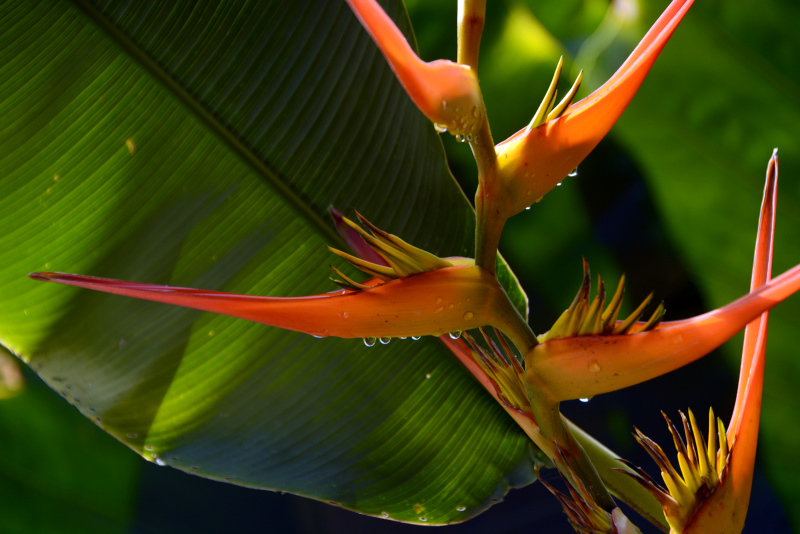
<box><xmin>471</xmin><ymin>115</ymin><xmax>507</xmax><ymax>275</ymax></box>
<box><xmin>457</xmin><ymin>0</ymin><xmax>485</xmax><ymax>72</ymax></box>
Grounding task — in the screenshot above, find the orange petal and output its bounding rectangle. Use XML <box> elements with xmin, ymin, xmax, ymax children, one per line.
<box><xmin>524</xmin><ymin>261</ymin><xmax>800</xmax><ymax>402</ymax></box>
<box><xmin>29</xmin><ymin>266</ymin><xmax>511</xmax><ymax>341</ymax></box>
<box><xmin>495</xmin><ymin>0</ymin><xmax>694</xmax><ymax>215</ymax></box>
<box><xmin>346</xmin><ymin>0</ymin><xmax>484</xmax><ymax>137</ymax></box>
<box><xmin>730</xmin><ymin>149</ymin><xmax>777</xmax><ymax>437</ymax></box>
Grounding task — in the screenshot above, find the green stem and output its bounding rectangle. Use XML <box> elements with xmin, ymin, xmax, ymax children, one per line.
<box><xmin>471</xmin><ymin>117</ymin><xmax>506</xmax><ymax>275</ymax></box>
<box><xmin>568</xmin><ymin>420</ymin><xmax>669</xmax><ymax>533</ymax></box>
<box><xmin>532</xmin><ymin>399</ymin><xmax>616</xmax><ymax>511</ymax></box>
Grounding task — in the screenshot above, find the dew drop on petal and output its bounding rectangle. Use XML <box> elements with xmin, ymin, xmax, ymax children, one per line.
<box><xmin>449</xmin><ymin>331</ymin><xmax>462</xmax><ymax>340</ymax></box>
<box><xmin>412</xmin><ymin>336</ymin><xmax>421</xmax><ymax>340</ymax></box>
<box><xmin>525</xmin><ymin>206</ymin><xmax>531</xmax><ymax>211</ymax></box>
<box><xmin>435</xmin><ymin>297</ymin><xmax>443</xmax><ymax>305</ymax></box>
<box><xmin>589</xmin><ymin>362</ymin><xmax>601</xmax><ymax>373</ymax></box>
<box><xmin>463</xmin><ymin>311</ymin><xmax>474</xmax><ymax>321</ymax></box>
<box><xmin>556</xmin><ymin>182</ymin><xmax>562</xmax><ymax>187</ymax></box>
<box><xmin>379</xmin><ymin>337</ymin><xmax>391</xmax><ymax>345</ymax></box>
<box><xmin>579</xmin><ymin>397</ymin><xmax>593</xmax><ymax>403</ymax></box>
<box><xmin>568</xmin><ymin>167</ymin><xmax>578</xmax><ymax>177</ymax></box>
<box><xmin>364</xmin><ymin>337</ymin><xmax>376</xmax><ymax>347</ymax></box>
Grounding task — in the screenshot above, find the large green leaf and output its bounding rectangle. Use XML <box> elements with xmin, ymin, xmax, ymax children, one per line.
<box><xmin>0</xmin><ymin>0</ymin><xmax>540</xmax><ymax>526</ymax></box>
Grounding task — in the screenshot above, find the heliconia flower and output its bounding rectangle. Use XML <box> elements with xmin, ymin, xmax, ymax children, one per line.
<box><xmin>618</xmin><ymin>150</ymin><xmax>779</xmax><ymax>534</ymax></box>
<box><xmin>29</xmin><ymin>216</ymin><xmax>528</xmax><ymax>349</ymax></box>
<box><xmin>345</xmin><ymin>0</ymin><xmax>484</xmax><ymax>139</ymax></box>
<box><xmin>494</xmin><ymin>0</ymin><xmax>694</xmax><ymax>216</ymax></box>
<box><xmin>523</xmin><ymin>151</ymin><xmax>798</xmax><ymax>405</ymax></box>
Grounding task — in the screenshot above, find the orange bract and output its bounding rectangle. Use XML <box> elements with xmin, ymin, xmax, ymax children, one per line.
<box><xmin>494</xmin><ymin>0</ymin><xmax>694</xmax><ymax>216</ymax></box>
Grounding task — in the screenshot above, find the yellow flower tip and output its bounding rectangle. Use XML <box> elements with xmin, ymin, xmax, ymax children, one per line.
<box><xmin>536</xmin><ymin>260</ymin><xmax>662</xmax><ymax>344</ymax></box>
<box><xmin>328</xmin><ymin>213</ymin><xmax>454</xmax><ymax>287</ymax></box>
<box><xmin>624</xmin><ymin>409</ymin><xmax>740</xmax><ymax>534</ymax></box>
<box><xmin>495</xmin><ymin>0</ymin><xmax>694</xmax><ymax>216</ymax></box>
<box><xmin>461</xmin><ymin>329</ymin><xmax>529</xmax><ymax>415</ymax></box>
<box><xmin>346</xmin><ymin>0</ymin><xmax>484</xmax><ymax>138</ymax></box>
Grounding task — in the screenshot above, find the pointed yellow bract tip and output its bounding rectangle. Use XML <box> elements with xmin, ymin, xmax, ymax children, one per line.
<box><xmin>537</xmin><ymin>259</ymin><xmax>664</xmax><ymax>343</ymax></box>
<box><xmin>328</xmin><ymin>213</ymin><xmax>454</xmax><ymax>288</ymax></box>
<box><xmin>619</xmin><ymin>408</ymin><xmax>731</xmax><ymax>534</ymax></box>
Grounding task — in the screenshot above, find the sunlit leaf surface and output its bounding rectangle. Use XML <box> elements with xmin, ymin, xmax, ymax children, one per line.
<box><xmin>0</xmin><ymin>0</ymin><xmax>536</xmax><ymax>526</ymax></box>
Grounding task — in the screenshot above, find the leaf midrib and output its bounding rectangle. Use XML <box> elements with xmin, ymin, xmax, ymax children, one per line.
<box><xmin>71</xmin><ymin>0</ymin><xmax>345</xmax><ymax>249</ymax></box>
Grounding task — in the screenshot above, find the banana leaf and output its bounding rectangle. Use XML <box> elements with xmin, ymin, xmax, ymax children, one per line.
<box><xmin>0</xmin><ymin>0</ymin><xmax>538</xmax><ymax>527</ymax></box>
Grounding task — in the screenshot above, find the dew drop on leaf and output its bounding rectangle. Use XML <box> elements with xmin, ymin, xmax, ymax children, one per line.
<box><xmin>363</xmin><ymin>337</ymin><xmax>376</xmax><ymax>347</ymax></box>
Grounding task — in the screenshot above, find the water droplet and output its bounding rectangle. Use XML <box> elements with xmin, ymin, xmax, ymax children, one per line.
<box><xmin>556</xmin><ymin>182</ymin><xmax>562</xmax><ymax>187</ymax></box>
<box><xmin>382</xmin><ymin>512</ymin><xmax>389</xmax><ymax>518</ymax></box>
<box><xmin>449</xmin><ymin>331</ymin><xmax>462</xmax><ymax>340</ymax></box>
<box><xmin>144</xmin><ymin>445</ymin><xmax>154</xmax><ymax>451</ymax></box>
<box><xmin>379</xmin><ymin>337</ymin><xmax>391</xmax><ymax>345</ymax></box>
<box><xmin>127</xmin><ymin>433</ymin><xmax>137</xmax><ymax>439</ymax></box>
<box><xmin>364</xmin><ymin>337</ymin><xmax>376</xmax><ymax>347</ymax></box>
<box><xmin>400</xmin><ymin>336</ymin><xmax>407</xmax><ymax>339</ymax></box>
<box><xmin>448</xmin><ymin>303</ymin><xmax>454</xmax><ymax>310</ymax></box>
<box><xmin>442</xmin><ymin>100</ymin><xmax>448</xmax><ymax>109</ymax></box>
<box><xmin>472</xmin><ymin>105</ymin><xmax>481</xmax><ymax>118</ymax></box>
<box><xmin>568</xmin><ymin>167</ymin><xmax>578</xmax><ymax>177</ymax></box>
<box><xmin>463</xmin><ymin>311</ymin><xmax>474</xmax><ymax>321</ymax></box>
<box><xmin>155</xmin><ymin>457</ymin><xmax>166</xmax><ymax>466</ymax></box>
<box><xmin>419</xmin><ymin>517</ymin><xmax>427</xmax><ymax>522</ymax></box>
<box><xmin>525</xmin><ymin>206</ymin><xmax>531</xmax><ymax>210</ymax></box>
<box><xmin>343</xmin><ymin>312</ymin><xmax>349</xmax><ymax>318</ymax></box>
<box><xmin>412</xmin><ymin>336</ymin><xmax>421</xmax><ymax>340</ymax></box>
<box><xmin>455</xmin><ymin>134</ymin><xmax>466</xmax><ymax>143</ymax></box>
<box><xmin>466</xmin><ymin>135</ymin><xmax>473</xmax><ymax>142</ymax></box>
<box><xmin>589</xmin><ymin>361</ymin><xmax>601</xmax><ymax>373</ymax></box>
<box><xmin>425</xmin><ymin>373</ymin><xmax>431</xmax><ymax>379</ymax></box>
<box><xmin>313</xmin><ymin>334</ymin><xmax>323</xmax><ymax>339</ymax></box>
<box><xmin>457</xmin><ymin>506</ymin><xmax>466</xmax><ymax>512</ymax></box>
<box><xmin>434</xmin><ymin>306</ymin><xmax>444</xmax><ymax>313</ymax></box>
<box><xmin>434</xmin><ymin>123</ymin><xmax>448</xmax><ymax>133</ymax></box>
<box><xmin>435</xmin><ymin>297</ymin><xmax>443</xmax><ymax>305</ymax></box>
<box><xmin>579</xmin><ymin>397</ymin><xmax>592</xmax><ymax>403</ymax></box>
